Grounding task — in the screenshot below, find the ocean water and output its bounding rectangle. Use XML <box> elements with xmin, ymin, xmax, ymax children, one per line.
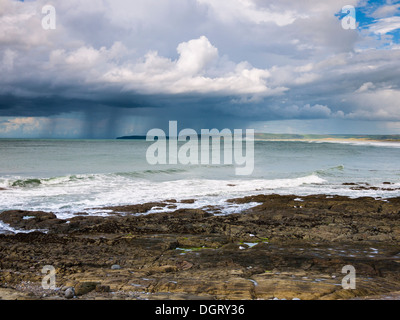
<box><xmin>1</xmin><ymin>138</ymin><xmax>400</xmax><ymax>231</ymax></box>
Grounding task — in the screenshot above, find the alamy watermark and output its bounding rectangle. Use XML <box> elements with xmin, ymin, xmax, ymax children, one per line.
<box><xmin>41</xmin><ymin>265</ymin><xmax>56</xmax><ymax>290</ymax></box>
<box><xmin>341</xmin><ymin>5</ymin><xmax>356</xmax><ymax>30</ymax></box>
<box><xmin>41</xmin><ymin>5</ymin><xmax>56</xmax><ymax>30</ymax></box>
<box><xmin>146</xmin><ymin>121</ymin><xmax>254</xmax><ymax>175</ymax></box>
<box><xmin>341</xmin><ymin>265</ymin><xmax>356</xmax><ymax>289</ymax></box>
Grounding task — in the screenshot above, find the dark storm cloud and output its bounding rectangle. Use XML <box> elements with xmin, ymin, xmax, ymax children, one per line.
<box><xmin>1</xmin><ymin>0</ymin><xmax>400</xmax><ymax>137</ymax></box>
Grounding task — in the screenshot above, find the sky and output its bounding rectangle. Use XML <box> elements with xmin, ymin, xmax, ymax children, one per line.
<box><xmin>1</xmin><ymin>0</ymin><xmax>400</xmax><ymax>138</ymax></box>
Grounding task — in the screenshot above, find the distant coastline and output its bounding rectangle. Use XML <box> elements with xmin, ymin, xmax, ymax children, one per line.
<box><xmin>116</xmin><ymin>135</ymin><xmax>147</xmax><ymax>140</ymax></box>
<box><xmin>116</xmin><ymin>133</ymin><xmax>400</xmax><ymax>142</ymax></box>
<box><xmin>253</xmin><ymin>133</ymin><xmax>400</xmax><ymax>142</ymax></box>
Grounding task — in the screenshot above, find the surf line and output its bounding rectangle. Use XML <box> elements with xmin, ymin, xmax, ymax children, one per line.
<box><xmin>146</xmin><ymin>121</ymin><xmax>254</xmax><ymax>175</ymax></box>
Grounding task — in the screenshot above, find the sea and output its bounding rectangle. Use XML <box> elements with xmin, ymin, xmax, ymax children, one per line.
<box><xmin>1</xmin><ymin>138</ymin><xmax>400</xmax><ymax>233</ymax></box>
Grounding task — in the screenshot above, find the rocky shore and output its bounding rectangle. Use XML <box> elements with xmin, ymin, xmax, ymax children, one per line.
<box><xmin>0</xmin><ymin>194</ymin><xmax>400</xmax><ymax>300</ymax></box>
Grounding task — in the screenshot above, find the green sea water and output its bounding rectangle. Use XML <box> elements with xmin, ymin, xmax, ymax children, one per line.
<box><xmin>1</xmin><ymin>138</ymin><xmax>400</xmax><ymax>230</ymax></box>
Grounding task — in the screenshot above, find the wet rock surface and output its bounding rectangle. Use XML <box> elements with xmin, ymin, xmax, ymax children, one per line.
<box><xmin>0</xmin><ymin>194</ymin><xmax>400</xmax><ymax>300</ymax></box>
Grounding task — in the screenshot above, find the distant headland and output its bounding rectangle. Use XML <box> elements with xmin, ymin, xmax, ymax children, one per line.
<box><xmin>116</xmin><ymin>135</ymin><xmax>147</xmax><ymax>140</ymax></box>
<box><xmin>116</xmin><ymin>133</ymin><xmax>400</xmax><ymax>142</ymax></box>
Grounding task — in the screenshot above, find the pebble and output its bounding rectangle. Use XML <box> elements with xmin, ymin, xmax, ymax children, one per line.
<box><xmin>64</xmin><ymin>287</ymin><xmax>75</xmax><ymax>299</ymax></box>
<box><xmin>111</xmin><ymin>264</ymin><xmax>121</xmax><ymax>270</ymax></box>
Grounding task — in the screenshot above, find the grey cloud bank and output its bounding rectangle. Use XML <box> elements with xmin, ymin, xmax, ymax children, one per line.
<box><xmin>1</xmin><ymin>0</ymin><xmax>400</xmax><ymax>138</ymax></box>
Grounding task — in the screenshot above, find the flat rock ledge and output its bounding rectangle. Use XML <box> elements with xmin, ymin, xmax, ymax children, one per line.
<box><xmin>0</xmin><ymin>194</ymin><xmax>400</xmax><ymax>300</ymax></box>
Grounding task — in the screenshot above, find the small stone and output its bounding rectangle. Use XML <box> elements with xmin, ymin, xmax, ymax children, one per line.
<box><xmin>75</xmin><ymin>282</ymin><xmax>99</xmax><ymax>296</ymax></box>
<box><xmin>176</xmin><ymin>260</ymin><xmax>193</xmax><ymax>270</ymax></box>
<box><xmin>111</xmin><ymin>264</ymin><xmax>121</xmax><ymax>270</ymax></box>
<box><xmin>64</xmin><ymin>287</ymin><xmax>75</xmax><ymax>299</ymax></box>
<box><xmin>95</xmin><ymin>284</ymin><xmax>110</xmax><ymax>293</ymax></box>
